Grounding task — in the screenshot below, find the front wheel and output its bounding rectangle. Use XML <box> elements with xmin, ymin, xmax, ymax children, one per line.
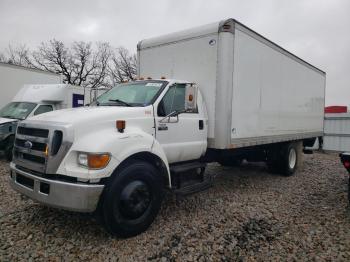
<box><xmin>102</xmin><ymin>161</ymin><xmax>164</xmax><ymax>238</ymax></box>
<box><xmin>5</xmin><ymin>135</ymin><xmax>14</xmax><ymax>161</ymax></box>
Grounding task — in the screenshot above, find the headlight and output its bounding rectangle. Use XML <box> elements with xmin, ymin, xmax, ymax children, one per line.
<box><xmin>77</xmin><ymin>152</ymin><xmax>111</xmax><ymax>169</ymax></box>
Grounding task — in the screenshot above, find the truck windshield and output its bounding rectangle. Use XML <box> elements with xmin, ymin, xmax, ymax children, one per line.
<box><xmin>94</xmin><ymin>81</ymin><xmax>167</xmax><ymax>107</ymax></box>
<box><xmin>0</xmin><ymin>102</ymin><xmax>37</xmax><ymax>120</ymax></box>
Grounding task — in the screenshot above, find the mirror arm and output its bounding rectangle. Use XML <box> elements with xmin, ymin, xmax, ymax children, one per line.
<box><xmin>159</xmin><ymin>110</ymin><xmax>186</xmax><ymax>123</ymax></box>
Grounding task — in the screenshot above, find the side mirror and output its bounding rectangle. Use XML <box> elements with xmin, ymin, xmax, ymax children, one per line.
<box><xmin>185</xmin><ymin>83</ymin><xmax>198</xmax><ymax>112</ymax></box>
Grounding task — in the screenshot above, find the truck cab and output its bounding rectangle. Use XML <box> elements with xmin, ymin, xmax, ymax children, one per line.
<box><xmin>9</xmin><ymin>79</ymin><xmax>207</xmax><ymax>237</ymax></box>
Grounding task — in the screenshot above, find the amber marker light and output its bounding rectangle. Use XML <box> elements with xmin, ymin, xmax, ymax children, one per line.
<box><xmin>44</xmin><ymin>145</ymin><xmax>49</xmax><ymax>156</ymax></box>
<box><xmin>87</xmin><ymin>154</ymin><xmax>111</xmax><ymax>169</ymax></box>
<box><xmin>116</xmin><ymin>120</ymin><xmax>126</xmax><ymax>133</ymax></box>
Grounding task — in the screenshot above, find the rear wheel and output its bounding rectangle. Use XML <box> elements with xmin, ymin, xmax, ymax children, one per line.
<box><xmin>102</xmin><ymin>161</ymin><xmax>163</xmax><ymax>238</ymax></box>
<box><xmin>267</xmin><ymin>142</ymin><xmax>301</xmax><ymax>176</ymax></box>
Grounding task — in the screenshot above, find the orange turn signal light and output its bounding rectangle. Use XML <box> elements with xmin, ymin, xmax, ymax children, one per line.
<box><xmin>88</xmin><ymin>154</ymin><xmax>110</xmax><ymax>169</ymax></box>
<box><xmin>188</xmin><ymin>94</ymin><xmax>193</xmax><ymax>102</ymax></box>
<box><xmin>116</xmin><ymin>120</ymin><xmax>126</xmax><ymax>133</ymax></box>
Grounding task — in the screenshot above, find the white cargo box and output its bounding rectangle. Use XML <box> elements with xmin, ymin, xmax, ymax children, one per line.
<box><xmin>13</xmin><ymin>84</ymin><xmax>91</xmax><ymax>109</ymax></box>
<box><xmin>138</xmin><ymin>18</ymin><xmax>326</xmax><ymax>149</ymax></box>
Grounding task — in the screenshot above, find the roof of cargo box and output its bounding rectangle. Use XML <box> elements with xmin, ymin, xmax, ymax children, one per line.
<box><xmin>13</xmin><ymin>84</ymin><xmax>74</xmax><ymax>103</ymax></box>
<box><xmin>0</xmin><ymin>61</ymin><xmax>61</xmax><ymax>76</ymax></box>
<box><xmin>138</xmin><ymin>18</ymin><xmax>325</xmax><ymax>75</ymax></box>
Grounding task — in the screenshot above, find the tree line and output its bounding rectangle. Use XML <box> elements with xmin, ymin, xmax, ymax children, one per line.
<box><xmin>0</xmin><ymin>40</ymin><xmax>137</xmax><ymax>88</ymax></box>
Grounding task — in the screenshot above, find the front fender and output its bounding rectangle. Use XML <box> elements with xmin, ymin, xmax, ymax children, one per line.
<box><xmin>57</xmin><ymin>128</ymin><xmax>170</xmax><ymax>184</ymax></box>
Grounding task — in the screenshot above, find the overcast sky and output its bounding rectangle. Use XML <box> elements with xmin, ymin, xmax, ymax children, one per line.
<box><xmin>0</xmin><ymin>0</ymin><xmax>349</xmax><ymax>106</ymax></box>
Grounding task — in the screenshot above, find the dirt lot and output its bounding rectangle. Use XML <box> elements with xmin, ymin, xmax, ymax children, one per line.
<box><xmin>1</xmin><ymin>153</ymin><xmax>350</xmax><ymax>261</ymax></box>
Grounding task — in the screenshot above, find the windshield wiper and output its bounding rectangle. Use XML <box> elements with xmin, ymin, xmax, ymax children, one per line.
<box><xmin>108</xmin><ymin>99</ymin><xmax>132</xmax><ymax>107</ymax></box>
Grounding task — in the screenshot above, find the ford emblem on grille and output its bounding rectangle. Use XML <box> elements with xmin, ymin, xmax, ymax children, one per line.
<box><xmin>24</xmin><ymin>141</ymin><xmax>33</xmax><ymax>149</ymax></box>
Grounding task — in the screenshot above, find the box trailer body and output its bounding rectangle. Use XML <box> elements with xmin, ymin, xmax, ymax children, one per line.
<box><xmin>0</xmin><ymin>62</ymin><xmax>62</xmax><ymax>108</ymax></box>
<box><xmin>138</xmin><ymin>19</ymin><xmax>326</xmax><ymax>149</ymax></box>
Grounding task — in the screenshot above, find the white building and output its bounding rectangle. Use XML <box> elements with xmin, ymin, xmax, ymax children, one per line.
<box><xmin>0</xmin><ymin>62</ymin><xmax>62</xmax><ymax>107</ymax></box>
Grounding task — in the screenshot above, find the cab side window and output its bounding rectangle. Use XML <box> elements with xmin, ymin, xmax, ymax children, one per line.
<box><xmin>158</xmin><ymin>84</ymin><xmax>186</xmax><ymax>117</ymax></box>
<box><xmin>34</xmin><ymin>105</ymin><xmax>53</xmax><ymax>116</ymax></box>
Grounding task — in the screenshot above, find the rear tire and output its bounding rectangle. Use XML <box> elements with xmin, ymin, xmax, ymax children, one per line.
<box><xmin>267</xmin><ymin>142</ymin><xmax>301</xmax><ymax>176</ymax></box>
<box><xmin>102</xmin><ymin>161</ymin><xmax>163</xmax><ymax>238</ymax></box>
<box><xmin>281</xmin><ymin>142</ymin><xmax>299</xmax><ymax>176</ymax></box>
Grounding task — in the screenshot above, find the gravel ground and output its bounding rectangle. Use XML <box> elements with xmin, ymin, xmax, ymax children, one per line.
<box><xmin>1</xmin><ymin>152</ymin><xmax>350</xmax><ymax>261</ymax></box>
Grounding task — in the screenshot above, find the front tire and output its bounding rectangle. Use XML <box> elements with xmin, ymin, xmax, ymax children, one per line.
<box><xmin>5</xmin><ymin>135</ymin><xmax>14</xmax><ymax>161</ymax></box>
<box><xmin>102</xmin><ymin>161</ymin><xmax>163</xmax><ymax>238</ymax></box>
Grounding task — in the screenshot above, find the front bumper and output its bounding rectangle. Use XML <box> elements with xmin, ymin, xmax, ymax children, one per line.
<box><xmin>9</xmin><ymin>163</ymin><xmax>104</xmax><ymax>212</ymax></box>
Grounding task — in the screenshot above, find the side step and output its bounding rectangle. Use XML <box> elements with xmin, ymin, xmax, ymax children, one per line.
<box><xmin>170</xmin><ymin>162</ymin><xmax>206</xmax><ymax>174</ymax></box>
<box><xmin>173</xmin><ymin>178</ymin><xmax>213</xmax><ymax>196</ymax></box>
<box><xmin>170</xmin><ymin>161</ymin><xmax>212</xmax><ymax>197</ymax></box>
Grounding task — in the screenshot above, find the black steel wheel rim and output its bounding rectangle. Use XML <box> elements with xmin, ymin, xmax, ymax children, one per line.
<box><xmin>119</xmin><ymin>180</ymin><xmax>152</xmax><ymax>219</ymax></box>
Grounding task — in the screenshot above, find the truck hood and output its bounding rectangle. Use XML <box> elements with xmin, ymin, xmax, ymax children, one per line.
<box><xmin>0</xmin><ymin>117</ymin><xmax>17</xmax><ymax>125</ymax></box>
<box><xmin>28</xmin><ymin>106</ymin><xmax>153</xmax><ymax>126</ymax></box>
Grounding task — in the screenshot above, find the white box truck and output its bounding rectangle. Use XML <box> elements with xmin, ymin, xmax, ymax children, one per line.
<box><xmin>9</xmin><ymin>19</ymin><xmax>326</xmax><ymax>237</ymax></box>
<box><xmin>0</xmin><ymin>62</ymin><xmax>62</xmax><ymax>108</ymax></box>
<box><xmin>0</xmin><ymin>84</ymin><xmax>91</xmax><ymax>159</ymax></box>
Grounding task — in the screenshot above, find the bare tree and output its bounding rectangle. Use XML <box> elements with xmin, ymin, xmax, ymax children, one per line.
<box><xmin>3</xmin><ymin>44</ymin><xmax>33</xmax><ymax>67</ymax></box>
<box><xmin>85</xmin><ymin>42</ymin><xmax>112</xmax><ymax>88</ymax></box>
<box><xmin>109</xmin><ymin>47</ymin><xmax>137</xmax><ymax>85</ymax></box>
<box><xmin>32</xmin><ymin>39</ymin><xmax>112</xmax><ymax>88</ymax></box>
<box><xmin>0</xmin><ymin>40</ymin><xmax>137</xmax><ymax>88</ymax></box>
<box><xmin>0</xmin><ymin>52</ymin><xmax>5</xmax><ymax>62</ymax></box>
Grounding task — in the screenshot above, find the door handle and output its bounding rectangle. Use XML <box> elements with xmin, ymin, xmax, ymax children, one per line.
<box><xmin>158</xmin><ymin>125</ymin><xmax>168</xmax><ymax>131</ymax></box>
<box><xmin>199</xmin><ymin>120</ymin><xmax>204</xmax><ymax>130</ymax></box>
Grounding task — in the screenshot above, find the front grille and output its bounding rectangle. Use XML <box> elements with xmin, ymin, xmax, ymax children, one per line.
<box><xmin>14</xmin><ymin>126</ymin><xmax>50</xmax><ymax>173</ymax></box>
<box><xmin>13</xmin><ymin>123</ymin><xmax>71</xmax><ymax>175</ymax></box>
<box><xmin>15</xmin><ymin>138</ymin><xmax>47</xmax><ymax>152</ymax></box>
<box><xmin>17</xmin><ymin>127</ymin><xmax>49</xmax><ymax>138</ymax></box>
<box><xmin>21</xmin><ymin>153</ymin><xmax>46</xmax><ymax>164</ymax></box>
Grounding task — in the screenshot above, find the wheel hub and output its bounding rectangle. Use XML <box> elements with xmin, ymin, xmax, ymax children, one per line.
<box><xmin>288</xmin><ymin>148</ymin><xmax>297</xmax><ymax>169</ymax></box>
<box><xmin>119</xmin><ymin>180</ymin><xmax>151</xmax><ymax>219</ymax></box>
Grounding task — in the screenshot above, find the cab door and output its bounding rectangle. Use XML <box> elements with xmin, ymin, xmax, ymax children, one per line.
<box><xmin>155</xmin><ymin>83</ymin><xmax>207</xmax><ymax>163</ymax></box>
